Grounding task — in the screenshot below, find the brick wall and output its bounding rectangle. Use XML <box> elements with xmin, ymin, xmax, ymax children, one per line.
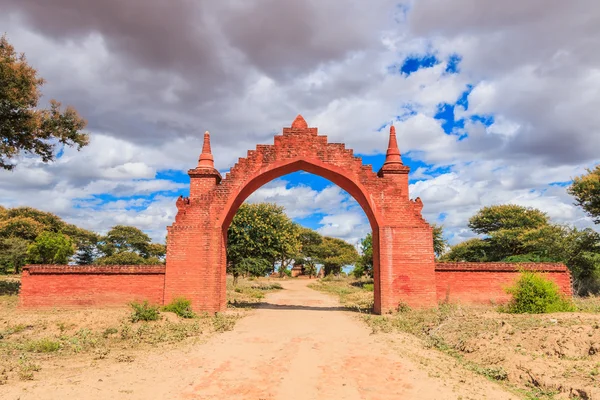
<box><xmin>434</xmin><ymin>262</ymin><xmax>572</xmax><ymax>304</ymax></box>
<box><xmin>19</xmin><ymin>265</ymin><xmax>165</xmax><ymax>308</ymax></box>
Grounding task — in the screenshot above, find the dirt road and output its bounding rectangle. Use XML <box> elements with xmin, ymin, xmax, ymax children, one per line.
<box><xmin>3</xmin><ymin>280</ymin><xmax>517</xmax><ymax>400</ymax></box>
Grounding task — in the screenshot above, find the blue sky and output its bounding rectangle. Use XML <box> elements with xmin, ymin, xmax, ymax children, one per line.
<box><xmin>0</xmin><ymin>1</ymin><xmax>598</xmax><ymax>247</ymax></box>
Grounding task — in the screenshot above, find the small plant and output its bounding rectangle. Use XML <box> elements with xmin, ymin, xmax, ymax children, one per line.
<box><xmin>362</xmin><ymin>283</ymin><xmax>374</xmax><ymax>291</ymax></box>
<box><xmin>162</xmin><ymin>297</ymin><xmax>197</xmax><ymax>319</ymax></box>
<box><xmin>25</xmin><ymin>338</ymin><xmax>61</xmax><ymax>353</ymax></box>
<box><xmin>102</xmin><ymin>327</ymin><xmax>118</xmax><ymax>338</ymax></box>
<box><xmin>17</xmin><ymin>355</ymin><xmax>41</xmax><ymax>380</ymax></box>
<box><xmin>213</xmin><ymin>313</ymin><xmax>236</xmax><ymax>332</ymax></box>
<box><xmin>501</xmin><ymin>271</ymin><xmax>576</xmax><ymax>314</ymax></box>
<box><xmin>129</xmin><ymin>300</ymin><xmax>161</xmax><ymax>322</ymax></box>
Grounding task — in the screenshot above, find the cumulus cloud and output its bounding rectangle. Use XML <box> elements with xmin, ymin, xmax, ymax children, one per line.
<box><xmin>0</xmin><ymin>0</ymin><xmax>598</xmax><ymax>244</ymax></box>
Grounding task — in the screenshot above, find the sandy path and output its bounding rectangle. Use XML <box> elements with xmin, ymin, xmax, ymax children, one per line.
<box><xmin>3</xmin><ymin>280</ymin><xmax>517</xmax><ymax>400</ymax></box>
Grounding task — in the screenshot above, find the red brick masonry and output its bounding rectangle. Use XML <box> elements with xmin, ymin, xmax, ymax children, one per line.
<box><xmin>435</xmin><ymin>262</ymin><xmax>572</xmax><ymax>304</ymax></box>
<box><xmin>19</xmin><ymin>265</ymin><xmax>166</xmax><ymax>308</ymax></box>
<box><xmin>19</xmin><ymin>262</ymin><xmax>571</xmax><ymax>309</ymax></box>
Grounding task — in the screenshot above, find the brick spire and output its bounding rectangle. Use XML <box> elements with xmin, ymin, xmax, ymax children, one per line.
<box><xmin>383</xmin><ymin>125</ymin><xmax>402</xmax><ymax>165</ymax></box>
<box><xmin>198</xmin><ymin>131</ymin><xmax>214</xmax><ymax>168</ymax></box>
<box><xmin>378</xmin><ymin>124</ymin><xmax>409</xmax><ymax>177</ymax></box>
<box><xmin>189</xmin><ymin>130</ymin><xmax>221</xmax><ymax>184</ymax></box>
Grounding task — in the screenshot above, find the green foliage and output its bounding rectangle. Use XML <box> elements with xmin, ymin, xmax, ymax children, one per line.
<box><xmin>568</xmin><ymin>164</ymin><xmax>600</xmax><ymax>224</ymax></box>
<box><xmin>295</xmin><ymin>227</ymin><xmax>323</xmax><ymax>277</ymax></box>
<box><xmin>101</xmin><ymin>225</ymin><xmax>153</xmax><ymax>257</ymax></box>
<box><xmin>0</xmin><ymin>35</ymin><xmax>89</xmax><ymax>170</ymax></box>
<box><xmin>162</xmin><ymin>297</ymin><xmax>197</xmax><ymax>319</ymax></box>
<box><xmin>26</xmin><ymin>231</ymin><xmax>74</xmax><ymax>264</ymax></box>
<box><xmin>353</xmin><ymin>233</ymin><xmax>373</xmax><ymax>278</ymax></box>
<box><xmin>502</xmin><ymin>272</ymin><xmax>576</xmax><ymax>314</ymax></box>
<box><xmin>318</xmin><ymin>236</ymin><xmax>359</xmax><ymax>276</ymax></box>
<box><xmin>441</xmin><ymin>238</ymin><xmax>491</xmax><ymax>262</ymax></box>
<box><xmin>96</xmin><ymin>251</ymin><xmax>162</xmax><ymax>265</ymax></box>
<box><xmin>0</xmin><ymin>237</ymin><xmax>29</xmax><ymax>273</ymax></box>
<box><xmin>468</xmin><ymin>204</ymin><xmax>548</xmax><ymax>234</ymax></box>
<box><xmin>432</xmin><ymin>224</ymin><xmax>449</xmax><ymax>257</ymax></box>
<box><xmin>25</xmin><ymin>338</ymin><xmax>61</xmax><ymax>353</ymax></box>
<box><xmin>227</xmin><ymin>203</ymin><xmax>301</xmax><ymax>278</ymax></box>
<box><xmin>129</xmin><ymin>301</ymin><xmax>161</xmax><ymax>322</ymax></box>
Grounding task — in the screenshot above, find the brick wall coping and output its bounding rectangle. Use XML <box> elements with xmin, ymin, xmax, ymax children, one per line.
<box><xmin>435</xmin><ymin>262</ymin><xmax>568</xmax><ymax>273</ymax></box>
<box><xmin>23</xmin><ymin>265</ymin><xmax>166</xmax><ymax>275</ymax></box>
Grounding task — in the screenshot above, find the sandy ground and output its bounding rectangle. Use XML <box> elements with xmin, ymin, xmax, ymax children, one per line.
<box><xmin>2</xmin><ymin>280</ymin><xmax>518</xmax><ymax>400</ymax></box>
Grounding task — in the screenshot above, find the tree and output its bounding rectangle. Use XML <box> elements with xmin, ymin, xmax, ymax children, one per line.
<box><xmin>295</xmin><ymin>227</ymin><xmax>323</xmax><ymax>278</ymax></box>
<box><xmin>0</xmin><ymin>237</ymin><xmax>29</xmax><ymax>273</ymax></box>
<box><xmin>441</xmin><ymin>238</ymin><xmax>491</xmax><ymax>262</ymax></box>
<box><xmin>0</xmin><ymin>216</ymin><xmax>45</xmax><ymax>241</ymax></box>
<box><xmin>468</xmin><ymin>204</ymin><xmax>548</xmax><ymax>234</ymax></box>
<box><xmin>227</xmin><ymin>203</ymin><xmax>300</xmax><ymax>281</ymax></box>
<box><xmin>0</xmin><ymin>35</ymin><xmax>89</xmax><ymax>170</ymax></box>
<box><xmin>100</xmin><ymin>225</ymin><xmax>153</xmax><ymax>257</ymax></box>
<box><xmin>568</xmin><ymin>165</ymin><xmax>600</xmax><ymax>224</ymax></box>
<box><xmin>432</xmin><ymin>224</ymin><xmax>448</xmax><ymax>257</ymax></box>
<box><xmin>317</xmin><ymin>236</ymin><xmax>359</xmax><ymax>276</ymax></box>
<box><xmin>353</xmin><ymin>233</ymin><xmax>373</xmax><ymax>278</ymax></box>
<box><xmin>26</xmin><ymin>231</ymin><xmax>75</xmax><ymax>264</ymax></box>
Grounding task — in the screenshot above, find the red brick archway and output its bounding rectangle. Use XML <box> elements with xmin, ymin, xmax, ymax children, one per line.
<box><xmin>165</xmin><ymin>116</ymin><xmax>436</xmax><ymax>314</ymax></box>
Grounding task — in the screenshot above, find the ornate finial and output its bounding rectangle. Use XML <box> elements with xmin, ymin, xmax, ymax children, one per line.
<box><xmin>378</xmin><ymin>123</ymin><xmax>409</xmax><ymax>177</ymax></box>
<box><xmin>198</xmin><ymin>131</ymin><xmax>214</xmax><ymax>168</ymax></box>
<box><xmin>291</xmin><ymin>114</ymin><xmax>308</xmax><ymax>129</ymax></box>
<box><xmin>383</xmin><ymin>124</ymin><xmax>402</xmax><ymax>165</ymax></box>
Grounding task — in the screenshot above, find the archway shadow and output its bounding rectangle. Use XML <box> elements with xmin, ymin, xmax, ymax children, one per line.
<box><xmin>228</xmin><ymin>301</ymin><xmax>373</xmax><ymax>314</ymax></box>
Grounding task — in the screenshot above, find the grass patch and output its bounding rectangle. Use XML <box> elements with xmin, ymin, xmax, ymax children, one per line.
<box><xmin>25</xmin><ymin>338</ymin><xmax>61</xmax><ymax>353</ymax></box>
<box><xmin>227</xmin><ymin>277</ymin><xmax>284</xmax><ymax>307</ymax></box>
<box><xmin>308</xmin><ymin>277</ymin><xmax>374</xmax><ymax>312</ymax></box>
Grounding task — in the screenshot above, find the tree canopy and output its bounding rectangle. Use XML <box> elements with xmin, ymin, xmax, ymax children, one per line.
<box><xmin>227</xmin><ymin>203</ymin><xmax>301</xmax><ymax>281</ymax></box>
<box><xmin>0</xmin><ymin>35</ymin><xmax>89</xmax><ymax>170</ymax></box>
<box><xmin>568</xmin><ymin>165</ymin><xmax>600</xmax><ymax>224</ymax></box>
<box><xmin>317</xmin><ymin>236</ymin><xmax>359</xmax><ymax>276</ymax></box>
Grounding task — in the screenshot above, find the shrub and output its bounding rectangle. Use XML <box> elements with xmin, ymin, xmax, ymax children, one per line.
<box><xmin>162</xmin><ymin>297</ymin><xmax>197</xmax><ymax>319</ymax></box>
<box><xmin>362</xmin><ymin>283</ymin><xmax>374</xmax><ymax>291</ymax></box>
<box><xmin>25</xmin><ymin>338</ymin><xmax>61</xmax><ymax>353</ymax></box>
<box><xmin>129</xmin><ymin>300</ymin><xmax>161</xmax><ymax>322</ymax></box>
<box><xmin>502</xmin><ymin>271</ymin><xmax>576</xmax><ymax>314</ymax></box>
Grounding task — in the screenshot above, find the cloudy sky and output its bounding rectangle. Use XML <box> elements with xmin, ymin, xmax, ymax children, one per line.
<box><xmin>1</xmin><ymin>0</ymin><xmax>599</xmax><ymax>246</ymax></box>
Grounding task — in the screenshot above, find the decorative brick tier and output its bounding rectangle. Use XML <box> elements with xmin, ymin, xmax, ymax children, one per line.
<box><xmin>19</xmin><ymin>264</ymin><xmax>166</xmax><ymax>308</ymax></box>
<box><xmin>434</xmin><ymin>262</ymin><xmax>572</xmax><ymax>304</ymax></box>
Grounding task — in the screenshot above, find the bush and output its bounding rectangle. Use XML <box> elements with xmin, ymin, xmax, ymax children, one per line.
<box><xmin>129</xmin><ymin>300</ymin><xmax>161</xmax><ymax>322</ymax></box>
<box><xmin>162</xmin><ymin>297</ymin><xmax>196</xmax><ymax>319</ymax></box>
<box><xmin>25</xmin><ymin>338</ymin><xmax>61</xmax><ymax>353</ymax></box>
<box><xmin>362</xmin><ymin>283</ymin><xmax>374</xmax><ymax>291</ymax></box>
<box><xmin>502</xmin><ymin>271</ymin><xmax>576</xmax><ymax>314</ymax></box>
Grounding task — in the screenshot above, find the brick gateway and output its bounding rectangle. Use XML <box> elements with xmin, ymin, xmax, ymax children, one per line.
<box><xmin>19</xmin><ymin>117</ymin><xmax>572</xmax><ymax>312</ymax></box>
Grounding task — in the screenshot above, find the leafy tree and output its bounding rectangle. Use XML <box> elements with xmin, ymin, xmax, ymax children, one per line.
<box><xmin>147</xmin><ymin>243</ymin><xmax>167</xmax><ymax>259</ymax></box>
<box><xmin>26</xmin><ymin>231</ymin><xmax>75</xmax><ymax>264</ymax></box>
<box><xmin>317</xmin><ymin>236</ymin><xmax>359</xmax><ymax>276</ymax></box>
<box><xmin>0</xmin><ymin>237</ymin><xmax>29</xmax><ymax>273</ymax></box>
<box><xmin>295</xmin><ymin>227</ymin><xmax>323</xmax><ymax>278</ymax></box>
<box><xmin>353</xmin><ymin>233</ymin><xmax>373</xmax><ymax>278</ymax></box>
<box><xmin>441</xmin><ymin>238</ymin><xmax>491</xmax><ymax>262</ymax></box>
<box><xmin>468</xmin><ymin>204</ymin><xmax>548</xmax><ymax>234</ymax></box>
<box><xmin>0</xmin><ymin>35</ymin><xmax>88</xmax><ymax>170</ymax></box>
<box><xmin>227</xmin><ymin>203</ymin><xmax>300</xmax><ymax>281</ymax></box>
<box><xmin>568</xmin><ymin>164</ymin><xmax>600</xmax><ymax>224</ymax></box>
<box><xmin>0</xmin><ymin>216</ymin><xmax>45</xmax><ymax>241</ymax></box>
<box><xmin>432</xmin><ymin>224</ymin><xmax>448</xmax><ymax>257</ymax></box>
<box><xmin>100</xmin><ymin>225</ymin><xmax>153</xmax><ymax>257</ymax></box>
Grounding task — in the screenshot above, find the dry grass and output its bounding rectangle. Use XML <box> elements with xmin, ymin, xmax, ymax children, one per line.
<box><xmin>313</xmin><ymin>278</ymin><xmax>600</xmax><ymax>400</ymax></box>
<box><xmin>226</xmin><ymin>276</ymin><xmax>284</xmax><ymax>308</ymax></box>
<box><xmin>307</xmin><ymin>276</ymin><xmax>374</xmax><ymax>312</ymax></box>
<box><xmin>0</xmin><ymin>275</ymin><xmax>250</xmax><ymax>384</ymax></box>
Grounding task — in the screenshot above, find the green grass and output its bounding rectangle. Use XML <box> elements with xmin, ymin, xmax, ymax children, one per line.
<box><xmin>308</xmin><ymin>277</ymin><xmax>374</xmax><ymax>312</ymax></box>
<box><xmin>162</xmin><ymin>297</ymin><xmax>197</xmax><ymax>318</ymax></box>
<box><xmin>25</xmin><ymin>338</ymin><xmax>61</xmax><ymax>353</ymax></box>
